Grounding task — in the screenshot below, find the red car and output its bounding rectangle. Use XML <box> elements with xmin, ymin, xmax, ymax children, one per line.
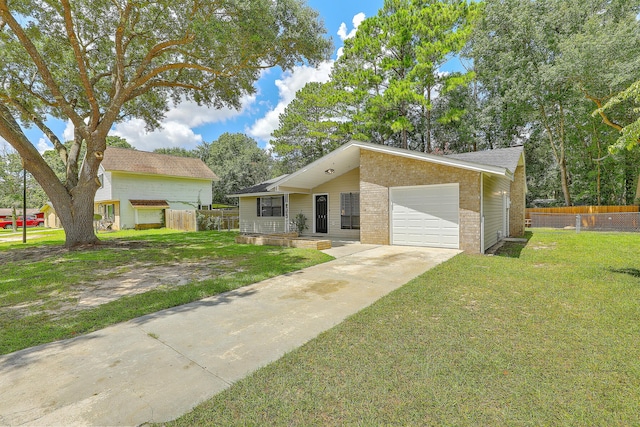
<box><xmin>0</xmin><ymin>216</ymin><xmax>45</xmax><ymax>229</ymax></box>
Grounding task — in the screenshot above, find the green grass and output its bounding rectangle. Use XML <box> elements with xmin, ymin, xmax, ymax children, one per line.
<box><xmin>0</xmin><ymin>229</ymin><xmax>332</xmax><ymax>355</ymax></box>
<box><xmin>166</xmin><ymin>230</ymin><xmax>640</xmax><ymax>426</ymax></box>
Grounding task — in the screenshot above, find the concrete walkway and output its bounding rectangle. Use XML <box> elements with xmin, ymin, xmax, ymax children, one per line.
<box><xmin>0</xmin><ymin>244</ymin><xmax>460</xmax><ymax>426</ymax></box>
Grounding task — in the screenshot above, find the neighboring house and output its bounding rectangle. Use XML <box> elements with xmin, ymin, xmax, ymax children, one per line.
<box><xmin>40</xmin><ymin>203</ymin><xmax>61</xmax><ymax>228</ymax></box>
<box><xmin>94</xmin><ymin>147</ymin><xmax>218</xmax><ymax>230</ymax></box>
<box><xmin>231</xmin><ymin>141</ymin><xmax>526</xmax><ymax>254</ymax></box>
<box><xmin>0</xmin><ymin>208</ymin><xmax>43</xmax><ymax>219</ymax></box>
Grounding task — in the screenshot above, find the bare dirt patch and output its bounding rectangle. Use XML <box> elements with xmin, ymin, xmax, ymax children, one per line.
<box><xmin>3</xmin><ymin>240</ymin><xmax>235</xmax><ymax>319</ymax></box>
<box><xmin>2</xmin><ymin>239</ymin><xmax>151</xmax><ymax>263</ymax></box>
<box><xmin>74</xmin><ymin>260</ymin><xmax>233</xmax><ymax>309</ymax></box>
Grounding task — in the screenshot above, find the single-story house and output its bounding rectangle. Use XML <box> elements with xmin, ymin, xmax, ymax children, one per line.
<box><xmin>0</xmin><ymin>208</ymin><xmax>44</xmax><ymax>219</ymax></box>
<box><xmin>94</xmin><ymin>147</ymin><xmax>219</xmax><ymax>230</ymax></box>
<box><xmin>231</xmin><ymin>141</ymin><xmax>526</xmax><ymax>254</ymax></box>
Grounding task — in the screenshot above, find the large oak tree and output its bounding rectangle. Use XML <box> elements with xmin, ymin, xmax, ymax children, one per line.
<box><xmin>0</xmin><ymin>0</ymin><xmax>331</xmax><ymax>247</ymax></box>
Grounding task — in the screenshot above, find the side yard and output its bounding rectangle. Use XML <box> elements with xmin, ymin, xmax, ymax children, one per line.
<box><xmin>166</xmin><ymin>230</ymin><xmax>640</xmax><ymax>426</ymax></box>
<box><xmin>0</xmin><ymin>229</ymin><xmax>332</xmax><ymax>355</ymax></box>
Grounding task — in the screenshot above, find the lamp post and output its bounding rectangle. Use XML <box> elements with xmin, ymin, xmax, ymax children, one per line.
<box><xmin>22</xmin><ymin>163</ymin><xmax>26</xmax><ymax>244</ymax></box>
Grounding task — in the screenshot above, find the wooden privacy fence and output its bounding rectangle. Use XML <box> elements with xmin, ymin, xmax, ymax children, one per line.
<box><xmin>526</xmin><ymin>205</ymin><xmax>639</xmax><ymax>218</ymax></box>
<box><xmin>165</xmin><ymin>209</ymin><xmax>197</xmax><ymax>232</ymax></box>
<box><xmin>526</xmin><ymin>206</ymin><xmax>640</xmax><ymax>232</ymax></box>
<box><xmin>196</xmin><ymin>208</ymin><xmax>239</xmax><ymax>231</ymax></box>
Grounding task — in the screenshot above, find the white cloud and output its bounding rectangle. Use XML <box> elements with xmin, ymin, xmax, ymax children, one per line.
<box><xmin>111</xmin><ymin>118</ymin><xmax>203</xmax><ymax>152</ymax></box>
<box><xmin>63</xmin><ymin>119</ymin><xmax>75</xmax><ymax>142</ymax></box>
<box><xmin>247</xmin><ymin>61</ymin><xmax>334</xmax><ymax>145</ymax></box>
<box><xmin>37</xmin><ymin>137</ymin><xmax>53</xmax><ymax>154</ymax></box>
<box><xmin>336</xmin><ymin>12</ymin><xmax>366</xmax><ymax>58</ymax></box>
<box><xmin>111</xmin><ymin>94</ymin><xmax>256</xmax><ymax>151</ymax></box>
<box><xmin>164</xmin><ymin>97</ymin><xmax>254</xmax><ymax>128</ymax></box>
<box><xmin>337</xmin><ymin>12</ymin><xmax>366</xmax><ymax>41</ymax></box>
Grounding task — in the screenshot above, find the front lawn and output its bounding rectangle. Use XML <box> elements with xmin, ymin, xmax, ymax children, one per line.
<box><xmin>0</xmin><ymin>229</ymin><xmax>332</xmax><ymax>355</ymax></box>
<box><xmin>167</xmin><ymin>230</ymin><xmax>640</xmax><ymax>426</ymax></box>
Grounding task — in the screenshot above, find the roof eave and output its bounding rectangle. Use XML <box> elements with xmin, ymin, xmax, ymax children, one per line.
<box><xmin>228</xmin><ymin>191</ymin><xmax>287</xmax><ymax>198</ymax></box>
<box><xmin>266</xmin><ymin>141</ymin><xmax>512</xmax><ymax>191</ymax></box>
<box><xmin>265</xmin><ymin>144</ymin><xmax>357</xmax><ymax>192</ymax></box>
<box><xmin>357</xmin><ymin>141</ymin><xmax>511</xmax><ymax>177</ymax></box>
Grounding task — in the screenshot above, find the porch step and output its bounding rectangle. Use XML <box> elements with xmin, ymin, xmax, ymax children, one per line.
<box><xmin>235</xmin><ymin>234</ymin><xmax>332</xmax><ymax>250</ymax></box>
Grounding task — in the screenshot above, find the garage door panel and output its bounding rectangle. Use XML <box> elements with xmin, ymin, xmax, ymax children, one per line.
<box><xmin>391</xmin><ymin>184</ymin><xmax>459</xmax><ymax>249</ymax></box>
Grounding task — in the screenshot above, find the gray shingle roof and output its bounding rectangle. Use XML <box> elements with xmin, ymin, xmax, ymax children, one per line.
<box><xmin>446</xmin><ymin>145</ymin><xmax>524</xmax><ymax>174</ymax></box>
<box><xmin>230</xmin><ymin>174</ymin><xmax>289</xmax><ymax>195</ymax></box>
<box><xmin>101</xmin><ymin>147</ymin><xmax>219</xmax><ymax>180</ymax></box>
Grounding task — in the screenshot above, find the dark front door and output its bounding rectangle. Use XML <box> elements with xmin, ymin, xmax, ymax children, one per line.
<box><xmin>315</xmin><ymin>195</ymin><xmax>328</xmax><ymax>233</ymax></box>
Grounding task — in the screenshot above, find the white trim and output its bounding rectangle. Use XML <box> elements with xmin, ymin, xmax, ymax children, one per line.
<box><xmin>230</xmin><ymin>191</ymin><xmax>287</xmax><ymax>198</ymax></box>
<box><xmin>267</xmin><ymin>141</ymin><xmax>512</xmax><ymax>193</ymax></box>
<box><xmin>284</xmin><ymin>194</ymin><xmax>290</xmax><ymax>233</ymax></box>
<box><xmin>503</xmin><ymin>192</ymin><xmax>510</xmax><ymax>239</ymax></box>
<box><xmin>312</xmin><ymin>193</ymin><xmax>329</xmax><ymax>234</ymax></box>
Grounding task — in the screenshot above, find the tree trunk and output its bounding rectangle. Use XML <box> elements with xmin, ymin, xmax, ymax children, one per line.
<box><xmin>558</xmin><ymin>103</ymin><xmax>572</xmax><ymax>206</ymax></box>
<box><xmin>0</xmin><ymin>107</ymin><xmax>103</xmax><ymax>248</ymax></box>
<box><xmin>559</xmin><ymin>156</ymin><xmax>571</xmax><ymax>206</ymax></box>
<box><xmin>53</xmin><ymin>183</ymin><xmax>100</xmax><ymax>248</ymax></box>
<box><xmin>540</xmin><ymin>103</ymin><xmax>572</xmax><ymax>206</ymax></box>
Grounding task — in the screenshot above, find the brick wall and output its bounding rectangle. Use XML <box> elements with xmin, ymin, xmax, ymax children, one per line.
<box><xmin>359</xmin><ymin>150</ymin><xmax>482</xmax><ymax>253</ymax></box>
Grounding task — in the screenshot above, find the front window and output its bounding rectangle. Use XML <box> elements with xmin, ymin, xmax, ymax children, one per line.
<box><xmin>102</xmin><ymin>204</ymin><xmax>115</xmax><ymax>221</ymax></box>
<box><xmin>340</xmin><ymin>192</ymin><xmax>360</xmax><ymax>229</ymax></box>
<box><xmin>257</xmin><ymin>196</ymin><xmax>284</xmax><ymax>217</ymax></box>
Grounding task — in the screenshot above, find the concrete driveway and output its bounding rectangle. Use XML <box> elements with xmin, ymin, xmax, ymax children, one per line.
<box><xmin>0</xmin><ymin>244</ymin><xmax>459</xmax><ymax>426</ymax></box>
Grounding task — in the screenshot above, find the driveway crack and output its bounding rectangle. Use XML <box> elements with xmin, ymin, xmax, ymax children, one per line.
<box><xmin>138</xmin><ymin>325</ymin><xmax>233</xmax><ymax>387</ymax></box>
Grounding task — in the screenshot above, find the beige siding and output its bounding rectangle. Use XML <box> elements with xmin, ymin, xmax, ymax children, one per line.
<box><xmin>360</xmin><ymin>150</ymin><xmax>482</xmax><ymax>253</ymax></box>
<box><xmin>308</xmin><ymin>168</ymin><xmax>360</xmax><ymax>240</ymax></box>
<box><xmin>289</xmin><ymin>194</ymin><xmax>313</xmax><ymax>235</ymax></box>
<box><xmin>238</xmin><ymin>196</ymin><xmax>286</xmax><ymax>234</ymax></box>
<box><xmin>483</xmin><ymin>173</ymin><xmax>510</xmax><ymax>250</ymax></box>
<box><xmin>288</xmin><ymin>169</ymin><xmax>360</xmax><ymax>239</ymax></box>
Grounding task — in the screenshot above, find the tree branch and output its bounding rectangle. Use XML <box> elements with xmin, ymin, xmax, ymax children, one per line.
<box><xmin>0</xmin><ymin>102</ymin><xmax>71</xmax><ymax>206</ymax></box>
<box><xmin>0</xmin><ymin>1</ymin><xmax>86</xmax><ymax>134</ymax></box>
<box><xmin>60</xmin><ymin>0</ymin><xmax>100</xmax><ymax>128</ymax></box>
<box><xmin>3</xmin><ymin>73</ymin><xmax>58</xmax><ymax>108</ymax></box>
<box><xmin>581</xmin><ymin>89</ymin><xmax>623</xmax><ymax>132</ymax></box>
<box><xmin>4</xmin><ymin>98</ymin><xmax>68</xmax><ymax>165</ymax></box>
<box><xmin>132</xmin><ymin>33</ymin><xmax>196</xmax><ymax>83</ymax></box>
<box><xmin>114</xmin><ymin>1</ymin><xmax>133</xmax><ymax>100</ymax></box>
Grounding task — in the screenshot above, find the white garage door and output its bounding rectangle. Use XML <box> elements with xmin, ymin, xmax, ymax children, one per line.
<box><xmin>390</xmin><ymin>184</ymin><xmax>459</xmax><ymax>249</ymax></box>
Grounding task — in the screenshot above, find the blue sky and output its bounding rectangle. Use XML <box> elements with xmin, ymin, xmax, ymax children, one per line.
<box><xmin>17</xmin><ymin>1</ymin><xmax>385</xmax><ymax>154</ymax></box>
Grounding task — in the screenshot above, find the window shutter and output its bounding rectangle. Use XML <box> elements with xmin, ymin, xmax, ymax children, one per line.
<box><xmin>256</xmin><ymin>198</ymin><xmax>261</xmax><ymax>217</ymax></box>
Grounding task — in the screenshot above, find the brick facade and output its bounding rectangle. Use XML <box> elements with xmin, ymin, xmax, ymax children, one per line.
<box><xmin>359</xmin><ymin>150</ymin><xmax>482</xmax><ymax>253</ymax></box>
